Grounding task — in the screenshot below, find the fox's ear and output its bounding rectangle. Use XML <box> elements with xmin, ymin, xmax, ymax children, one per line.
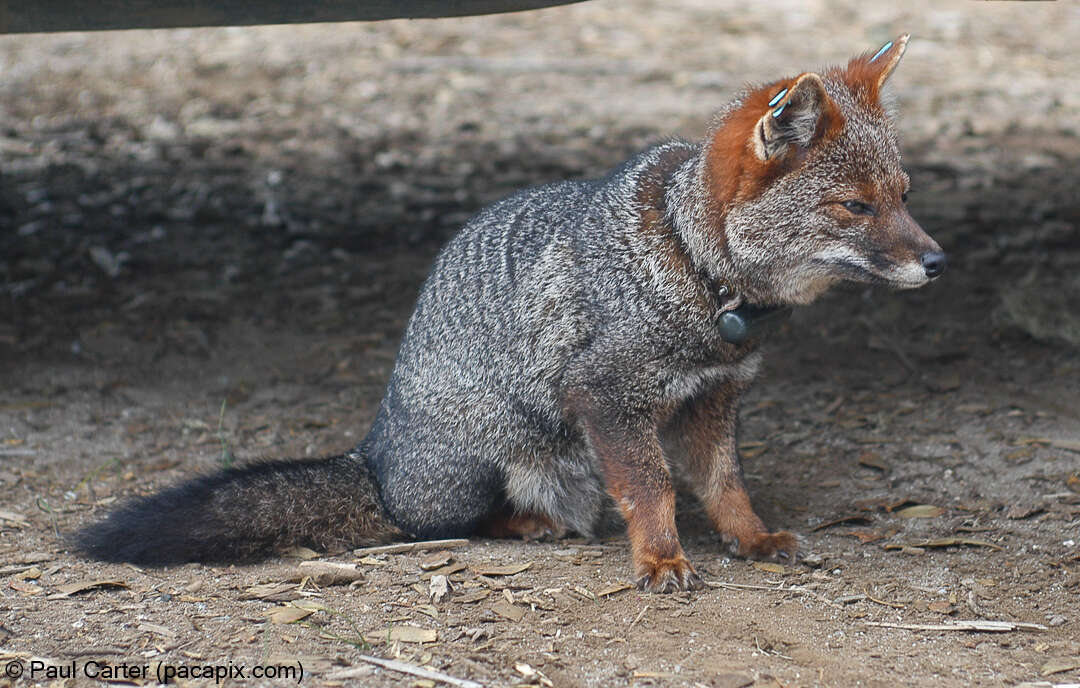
<box><xmin>753</xmin><ymin>73</ymin><xmax>837</xmax><ymax>161</ymax></box>
<box><xmin>844</xmin><ymin>34</ymin><xmax>909</xmax><ymax>102</ymax></box>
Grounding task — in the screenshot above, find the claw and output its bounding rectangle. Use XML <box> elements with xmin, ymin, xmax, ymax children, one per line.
<box><xmin>634</xmin><ymin>555</ymin><xmax>703</xmax><ymax>593</ymax></box>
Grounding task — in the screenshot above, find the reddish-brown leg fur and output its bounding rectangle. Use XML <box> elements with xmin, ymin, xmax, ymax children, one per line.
<box><xmin>666</xmin><ymin>383</ymin><xmax>798</xmax><ymax>559</ymax></box>
<box><xmin>480</xmin><ymin>508</ymin><xmax>564</xmax><ymax>541</ymax></box>
<box><xmin>571</xmin><ymin>397</ymin><xmax>703</xmax><ymax>593</ymax></box>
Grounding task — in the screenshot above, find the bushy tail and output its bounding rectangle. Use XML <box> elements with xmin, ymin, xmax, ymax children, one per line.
<box><xmin>73</xmin><ymin>451</ymin><xmax>405</xmax><ymax>565</ymax></box>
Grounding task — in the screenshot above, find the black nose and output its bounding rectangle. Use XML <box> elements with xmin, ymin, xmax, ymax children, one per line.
<box><xmin>921</xmin><ymin>251</ymin><xmax>947</xmax><ymax>278</ymax></box>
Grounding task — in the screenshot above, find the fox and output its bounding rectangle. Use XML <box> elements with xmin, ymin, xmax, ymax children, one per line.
<box><xmin>75</xmin><ymin>35</ymin><xmax>944</xmax><ymax>592</ymax></box>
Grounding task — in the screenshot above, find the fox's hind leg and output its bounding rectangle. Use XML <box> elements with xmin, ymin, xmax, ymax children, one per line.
<box><xmin>668</xmin><ymin>382</ymin><xmax>797</xmax><ymax>560</ymax></box>
<box><xmin>480</xmin><ymin>507</ymin><xmax>565</xmax><ymax>540</ymax></box>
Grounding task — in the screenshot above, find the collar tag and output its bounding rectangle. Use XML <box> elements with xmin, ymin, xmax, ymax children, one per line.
<box><xmin>717</xmin><ymin>304</ymin><xmax>792</xmax><ymax>344</ymax></box>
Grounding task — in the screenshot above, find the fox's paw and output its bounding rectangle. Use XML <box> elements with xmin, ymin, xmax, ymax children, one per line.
<box><xmin>634</xmin><ymin>555</ymin><xmax>704</xmax><ymax>593</ymax></box>
<box><xmin>732</xmin><ymin>530</ymin><xmax>799</xmax><ymax>560</ymax></box>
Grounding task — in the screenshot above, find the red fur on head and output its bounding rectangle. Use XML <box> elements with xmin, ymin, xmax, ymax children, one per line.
<box><xmin>836</xmin><ymin>33</ymin><xmax>910</xmax><ymax>109</ymax></box>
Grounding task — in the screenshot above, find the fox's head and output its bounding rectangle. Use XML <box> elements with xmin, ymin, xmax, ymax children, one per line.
<box><xmin>701</xmin><ymin>34</ymin><xmax>945</xmax><ymax>306</ymax></box>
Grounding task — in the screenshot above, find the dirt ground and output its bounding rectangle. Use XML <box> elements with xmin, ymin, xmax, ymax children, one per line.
<box><xmin>1</xmin><ymin>1</ymin><xmax>1079</xmax><ymax>686</ymax></box>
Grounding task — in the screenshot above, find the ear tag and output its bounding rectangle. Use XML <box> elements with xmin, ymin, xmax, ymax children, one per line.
<box><xmin>768</xmin><ymin>88</ymin><xmax>788</xmax><ymax>107</ymax></box>
<box><xmin>772</xmin><ymin>103</ymin><xmax>786</xmax><ymax>118</ymax></box>
<box><xmin>869</xmin><ymin>40</ymin><xmax>893</xmax><ymax>63</ymax></box>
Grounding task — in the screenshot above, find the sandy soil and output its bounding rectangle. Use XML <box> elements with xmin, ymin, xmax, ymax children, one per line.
<box><xmin>1</xmin><ymin>1</ymin><xmax>1078</xmax><ymax>686</ymax></box>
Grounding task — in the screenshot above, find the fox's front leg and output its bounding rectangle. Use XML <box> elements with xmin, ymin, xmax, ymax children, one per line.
<box><xmin>568</xmin><ymin>392</ymin><xmax>703</xmax><ymax>593</ymax></box>
<box><xmin>669</xmin><ymin>383</ymin><xmax>797</xmax><ymax>559</ymax></box>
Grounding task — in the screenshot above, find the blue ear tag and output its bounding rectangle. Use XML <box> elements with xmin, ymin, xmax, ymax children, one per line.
<box><xmin>772</xmin><ymin>103</ymin><xmax>786</xmax><ymax>118</ymax></box>
<box><xmin>869</xmin><ymin>41</ymin><xmax>893</xmax><ymax>63</ymax></box>
<box><xmin>768</xmin><ymin>88</ymin><xmax>788</xmax><ymax>107</ymax></box>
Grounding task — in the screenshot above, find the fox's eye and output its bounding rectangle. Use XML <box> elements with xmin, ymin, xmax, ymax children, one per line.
<box><xmin>841</xmin><ymin>200</ymin><xmax>875</xmax><ymax>216</ymax></box>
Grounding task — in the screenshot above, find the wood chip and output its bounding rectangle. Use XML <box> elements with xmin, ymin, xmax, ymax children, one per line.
<box><xmin>470</xmin><ymin>562</ymin><xmax>532</xmax><ymax>577</ymax></box>
<box><xmin>353</xmin><ymin>539</ymin><xmax>469</xmax><ymax>556</ymax></box>
<box><xmin>429</xmin><ymin>575</ymin><xmax>449</xmax><ymax>604</ymax></box>
<box><xmin>597</xmin><ymin>582</ymin><xmax>634</xmax><ymax>597</ymax></box>
<box><xmin>491</xmin><ymin>600</ymin><xmax>525</xmax><ymax>622</ymax></box>
<box><xmin>294</xmin><ymin>561</ymin><xmax>366</xmax><ymax>586</ymax></box>
<box><xmin>363</xmin><ymin>625</ymin><xmax>438</xmax><ymax>644</ymax></box>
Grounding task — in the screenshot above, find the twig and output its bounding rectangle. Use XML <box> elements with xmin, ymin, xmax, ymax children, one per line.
<box><xmin>705</xmin><ymin>580</ymin><xmax>843</xmax><ymax>609</ymax></box>
<box><xmin>865</xmin><ymin>620</ymin><xmax>1048</xmax><ymax>633</ymax></box>
<box><xmin>353</xmin><ymin>538</ymin><xmax>470</xmax><ymax>556</ymax></box>
<box><xmin>627</xmin><ymin>604</ymin><xmax>650</xmax><ymax>631</ymax></box>
<box><xmin>864</xmin><ymin>589</ymin><xmax>906</xmax><ymax>609</ymax></box>
<box><xmin>330</xmin><ymin>654</ymin><xmax>483</xmax><ymax>688</ymax></box>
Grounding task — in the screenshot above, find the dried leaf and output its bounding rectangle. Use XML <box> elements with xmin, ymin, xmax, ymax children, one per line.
<box><xmin>491</xmin><ymin>600</ymin><xmax>525</xmax><ymax>622</ymax></box>
<box><xmin>283</xmin><ymin>546</ymin><xmax>319</xmax><ymax>560</ymax></box>
<box><xmin>811</xmin><ymin>515</ymin><xmax>871</xmax><ymax>532</ymax></box>
<box><xmin>51</xmin><ymin>579</ymin><xmax>128</xmax><ymax>598</ymax></box>
<box><xmin>420</xmin><ymin>562</ymin><xmax>467</xmax><ymax>580</ymax></box>
<box><xmin>0</xmin><ymin>509</ymin><xmax>28</xmax><ymax>526</ymax></box>
<box><xmin>848</xmin><ymin>530</ymin><xmax>885</xmax><ymax>544</ymax></box>
<box><xmin>884</xmin><ymin>538</ymin><xmax>1002</xmax><ymax>552</ymax></box>
<box><xmin>266</xmin><ymin>605</ymin><xmax>315</xmax><ymax>625</ymax></box>
<box><xmin>894</xmin><ymin>505</ymin><xmax>944</xmax><ymax>519</ymax></box>
<box><xmin>471</xmin><ymin>562</ymin><xmax>532</xmax><ymax>577</ymax></box>
<box><xmin>9</xmin><ymin>579</ymin><xmax>43</xmax><ymax>595</ymax></box>
<box><xmin>137</xmin><ymin>622</ymin><xmax>176</xmax><ymax>638</ymax></box>
<box><xmin>455</xmin><ymin>589</ymin><xmax>491</xmax><ymax>604</ymax></box>
<box><xmin>1041</xmin><ymin>659</ymin><xmax>1080</xmax><ymax>676</ymax></box>
<box><xmin>419</xmin><ymin>551</ymin><xmax>453</xmax><ymax>571</ymax></box>
<box><xmin>363</xmin><ymin>625</ymin><xmax>438</xmax><ymax>644</ymax></box>
<box><xmin>14</xmin><ymin>567</ymin><xmax>42</xmax><ymax>580</ymax></box>
<box><xmin>1005</xmin><ymin>504</ymin><xmax>1043</xmax><ymax>520</ymax></box>
<box><xmin>1049</xmin><ymin>439</ymin><xmax>1080</xmax><ymax>453</ymax></box>
<box><xmin>241</xmin><ymin>582</ymin><xmax>298</xmax><ymax>601</ymax></box>
<box><xmin>752</xmin><ymin>562</ymin><xmax>786</xmax><ymax>575</ymax></box>
<box><xmin>857</xmin><ymin>451</ymin><xmax>889</xmax><ymax>471</ymax></box>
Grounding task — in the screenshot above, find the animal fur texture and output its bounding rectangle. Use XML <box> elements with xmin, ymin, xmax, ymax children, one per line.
<box><xmin>76</xmin><ymin>35</ymin><xmax>945</xmax><ymax>592</ymax></box>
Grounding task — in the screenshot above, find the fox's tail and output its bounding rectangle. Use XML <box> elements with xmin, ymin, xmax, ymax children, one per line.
<box><xmin>73</xmin><ymin>450</ymin><xmax>405</xmax><ymax>565</ymax></box>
